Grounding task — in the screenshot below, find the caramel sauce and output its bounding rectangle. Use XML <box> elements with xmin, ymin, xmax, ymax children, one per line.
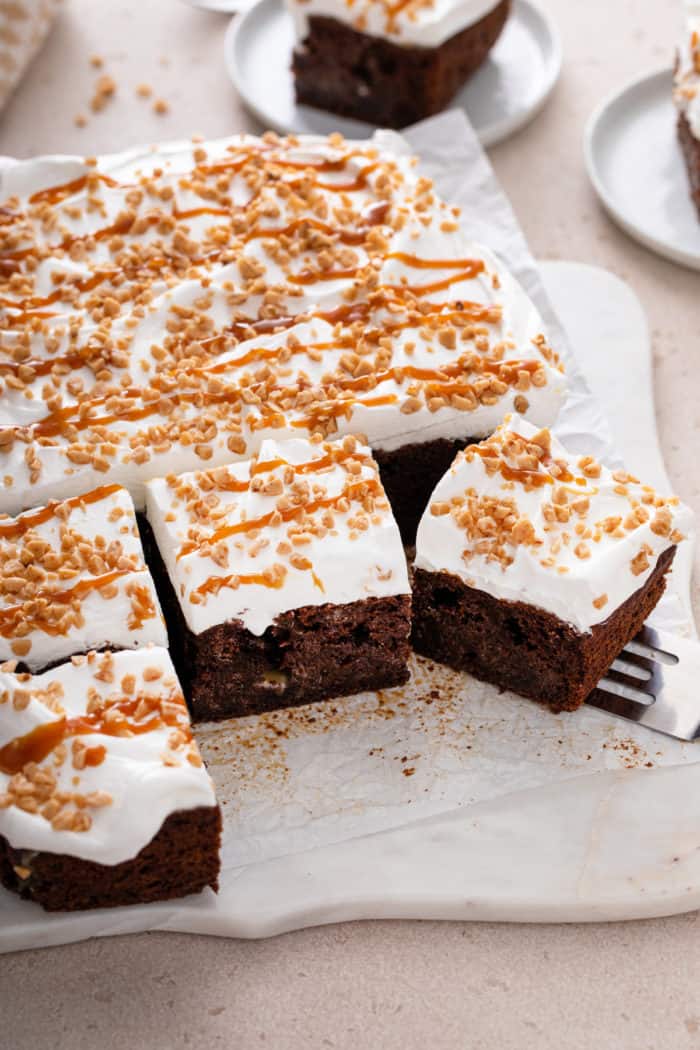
<box><xmin>0</xmin><ymin>349</ymin><xmax>96</xmax><ymax>379</ymax></box>
<box><xmin>172</xmin><ymin>206</ymin><xmax>230</xmax><ymax>221</ymax></box>
<box><xmin>386</xmin><ymin>253</ymin><xmax>484</xmax><ymax>274</ymax></box>
<box><xmin>250</xmin><ymin>445</ymin><xmax>365</xmax><ymax>477</ymax></box>
<box><xmin>178</xmin><ymin>478</ymin><xmax>383</xmax><ymax>559</ymax></box>
<box><xmin>0</xmin><ymin>484</ymin><xmax>122</xmax><ymax>540</ymax></box>
<box><xmin>194</xmin><ymin>570</ymin><xmax>286</xmax><ymax>598</ymax></box>
<box><xmin>0</xmin><ymin>568</ymin><xmax>130</xmax><ymax>638</ymax></box>
<box><xmin>471</xmin><ymin>437</ymin><xmax>575</xmax><ymax>488</ymax></box>
<box><xmin>0</xmin><ymin>693</ymin><xmax>187</xmax><ymax>776</ymax></box>
<box><xmin>28</xmin><ymin>172</ymin><xmax>119</xmax><ymax>207</ymax></box>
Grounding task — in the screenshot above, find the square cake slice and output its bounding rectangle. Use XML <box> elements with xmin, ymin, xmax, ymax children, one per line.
<box><xmin>412</xmin><ymin>418</ymin><xmax>692</xmax><ymax>712</ymax></box>
<box><xmin>144</xmin><ymin>435</ymin><xmax>412</xmax><ymax>721</ymax></box>
<box><xmin>0</xmin><ymin>484</ymin><xmax>167</xmax><ymax>673</ymax></box>
<box><xmin>674</xmin><ymin>6</ymin><xmax>700</xmax><ymax>219</ymax></box>
<box><xmin>288</xmin><ymin>0</ymin><xmax>511</xmax><ymax>127</ymax></box>
<box><xmin>0</xmin><ymin>646</ymin><xmax>221</xmax><ymax>912</ymax></box>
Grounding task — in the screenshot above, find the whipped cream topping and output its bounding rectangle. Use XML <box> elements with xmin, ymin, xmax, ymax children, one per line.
<box><xmin>415</xmin><ymin>418</ymin><xmax>692</xmax><ymax>632</ymax></box>
<box><xmin>287</xmin><ymin>0</ymin><xmax>503</xmax><ymax>48</ymax></box>
<box><xmin>674</xmin><ymin>3</ymin><xmax>700</xmax><ymax>139</ymax></box>
<box><xmin>0</xmin><ymin>484</ymin><xmax>167</xmax><ymax>671</ymax></box>
<box><xmin>0</xmin><ymin>646</ymin><xmax>217</xmax><ymax>864</ymax></box>
<box><xmin>145</xmin><ymin>434</ymin><xmax>410</xmax><ymax>636</ymax></box>
<box><xmin>0</xmin><ymin>131</ymin><xmax>565</xmax><ymax>515</ymax></box>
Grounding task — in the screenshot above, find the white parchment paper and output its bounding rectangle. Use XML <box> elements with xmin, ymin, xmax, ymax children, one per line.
<box><xmin>1</xmin><ymin>109</ymin><xmax>697</xmax><ymax>952</ymax></box>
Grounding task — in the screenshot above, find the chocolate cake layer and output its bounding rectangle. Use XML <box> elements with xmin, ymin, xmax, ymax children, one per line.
<box><xmin>292</xmin><ymin>0</ymin><xmax>510</xmax><ymax>128</ymax></box>
<box><xmin>375</xmin><ymin>435</ymin><xmax>479</xmax><ymax>544</ymax></box>
<box><xmin>0</xmin><ymin>806</ymin><xmax>222</xmax><ymax>912</ymax></box>
<box><xmin>140</xmin><ymin>516</ymin><xmax>411</xmax><ymax>722</ymax></box>
<box><xmin>411</xmin><ymin>547</ymin><xmax>676</xmax><ymax>713</ymax></box>
<box><xmin>678</xmin><ymin>113</ymin><xmax>700</xmax><ymax>220</ymax></box>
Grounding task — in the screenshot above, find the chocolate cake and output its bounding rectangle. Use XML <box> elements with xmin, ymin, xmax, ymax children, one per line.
<box><xmin>674</xmin><ymin>10</ymin><xmax>700</xmax><ymax>219</ymax></box>
<box><xmin>0</xmin><ymin>132</ymin><xmax>565</xmax><ymax>544</ymax></box>
<box><xmin>289</xmin><ymin>1</ymin><xmax>511</xmax><ymax>128</ymax></box>
<box><xmin>0</xmin><ymin>484</ymin><xmax>167</xmax><ymax>672</ymax></box>
<box><xmin>144</xmin><ymin>435</ymin><xmax>412</xmax><ymax>721</ymax></box>
<box><xmin>412</xmin><ymin>419</ymin><xmax>691</xmax><ymax>712</ymax></box>
<box><xmin>0</xmin><ymin>647</ymin><xmax>221</xmax><ymax>911</ymax></box>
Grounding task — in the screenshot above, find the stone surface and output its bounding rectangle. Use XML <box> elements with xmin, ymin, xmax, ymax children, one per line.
<box><xmin>1</xmin><ymin>1</ymin><xmax>699</xmax><ymax>1046</ymax></box>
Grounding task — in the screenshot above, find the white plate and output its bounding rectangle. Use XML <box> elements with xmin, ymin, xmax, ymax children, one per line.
<box><xmin>179</xmin><ymin>0</ymin><xmax>250</xmax><ymax>12</ymax></box>
<box><xmin>585</xmin><ymin>68</ymin><xmax>700</xmax><ymax>271</ymax></box>
<box><xmin>224</xmin><ymin>0</ymin><xmax>561</xmax><ymax>144</ymax></box>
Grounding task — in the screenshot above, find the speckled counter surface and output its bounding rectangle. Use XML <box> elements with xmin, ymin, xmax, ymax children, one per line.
<box><xmin>1</xmin><ymin>2</ymin><xmax>699</xmax><ymax>1047</ymax></box>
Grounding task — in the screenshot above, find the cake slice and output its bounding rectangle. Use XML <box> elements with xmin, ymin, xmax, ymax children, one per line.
<box><xmin>674</xmin><ymin>3</ymin><xmax>700</xmax><ymax>219</ymax></box>
<box><xmin>0</xmin><ymin>646</ymin><xmax>221</xmax><ymax>912</ymax></box>
<box><xmin>288</xmin><ymin>0</ymin><xmax>510</xmax><ymax>127</ymax></box>
<box><xmin>412</xmin><ymin>419</ymin><xmax>692</xmax><ymax>712</ymax></box>
<box><xmin>144</xmin><ymin>435</ymin><xmax>411</xmax><ymax>721</ymax></box>
<box><xmin>0</xmin><ymin>484</ymin><xmax>167</xmax><ymax>672</ymax></box>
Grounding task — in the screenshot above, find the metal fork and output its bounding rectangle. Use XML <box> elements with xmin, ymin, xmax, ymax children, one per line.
<box><xmin>587</xmin><ymin>624</ymin><xmax>700</xmax><ymax>741</ymax></box>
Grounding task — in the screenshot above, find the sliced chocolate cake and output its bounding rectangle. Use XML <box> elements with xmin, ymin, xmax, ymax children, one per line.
<box><xmin>0</xmin><ymin>484</ymin><xmax>167</xmax><ymax>672</ymax></box>
<box><xmin>0</xmin><ymin>646</ymin><xmax>221</xmax><ymax>912</ymax></box>
<box><xmin>144</xmin><ymin>435</ymin><xmax>411</xmax><ymax>721</ymax></box>
<box><xmin>412</xmin><ymin>418</ymin><xmax>691</xmax><ymax>712</ymax></box>
<box><xmin>287</xmin><ymin>0</ymin><xmax>511</xmax><ymax>127</ymax></box>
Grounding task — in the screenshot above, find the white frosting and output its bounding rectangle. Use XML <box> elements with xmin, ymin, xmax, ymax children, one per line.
<box><xmin>0</xmin><ymin>131</ymin><xmax>565</xmax><ymax>515</ymax></box>
<box><xmin>674</xmin><ymin>2</ymin><xmax>700</xmax><ymax>139</ymax></box>
<box><xmin>0</xmin><ymin>647</ymin><xmax>217</xmax><ymax>865</ymax></box>
<box><xmin>287</xmin><ymin>0</ymin><xmax>502</xmax><ymax>48</ymax></box>
<box><xmin>145</xmin><ymin>436</ymin><xmax>410</xmax><ymax>636</ymax></box>
<box><xmin>415</xmin><ymin>418</ymin><xmax>692</xmax><ymax>633</ymax></box>
<box><xmin>0</xmin><ymin>485</ymin><xmax>167</xmax><ymax>671</ymax></box>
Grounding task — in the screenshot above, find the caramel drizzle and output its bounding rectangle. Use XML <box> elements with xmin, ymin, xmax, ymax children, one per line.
<box><xmin>0</xmin><ymin>568</ymin><xmax>133</xmax><ymax>639</ymax></box>
<box><xmin>472</xmin><ymin>436</ymin><xmax>576</xmax><ymax>488</ymax></box>
<box><xmin>28</xmin><ymin>172</ymin><xmax>119</xmax><ymax>207</ymax></box>
<box><xmin>178</xmin><ymin>477</ymin><xmax>382</xmax><ymax>559</ymax></box>
<box><xmin>0</xmin><ymin>484</ymin><xmax>122</xmax><ymax>540</ymax></box>
<box><xmin>0</xmin><ymin>692</ymin><xmax>188</xmax><ymax>776</ymax></box>
<box><xmin>194</xmin><ymin>570</ymin><xmax>286</xmax><ymax>597</ymax></box>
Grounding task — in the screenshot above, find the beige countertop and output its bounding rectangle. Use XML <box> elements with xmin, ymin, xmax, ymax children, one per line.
<box><xmin>1</xmin><ymin>1</ymin><xmax>700</xmax><ymax>1046</ymax></box>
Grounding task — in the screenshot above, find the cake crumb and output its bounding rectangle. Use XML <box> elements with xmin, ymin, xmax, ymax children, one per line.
<box><xmin>90</xmin><ymin>74</ymin><xmax>117</xmax><ymax>113</ymax></box>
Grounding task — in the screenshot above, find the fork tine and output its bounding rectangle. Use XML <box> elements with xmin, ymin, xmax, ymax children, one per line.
<box><xmin>586</xmin><ymin>625</ymin><xmax>700</xmax><ymax>741</ymax></box>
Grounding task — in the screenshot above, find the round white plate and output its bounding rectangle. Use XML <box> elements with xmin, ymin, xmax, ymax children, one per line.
<box><xmin>585</xmin><ymin>68</ymin><xmax>700</xmax><ymax>271</ymax></box>
<box><xmin>224</xmin><ymin>0</ymin><xmax>561</xmax><ymax>145</ymax></box>
<box><xmin>180</xmin><ymin>0</ymin><xmax>250</xmax><ymax>12</ymax></box>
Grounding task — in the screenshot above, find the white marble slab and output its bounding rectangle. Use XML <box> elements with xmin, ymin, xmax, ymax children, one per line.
<box><xmin>2</xmin><ymin>260</ymin><xmax>698</xmax><ymax>954</ymax></box>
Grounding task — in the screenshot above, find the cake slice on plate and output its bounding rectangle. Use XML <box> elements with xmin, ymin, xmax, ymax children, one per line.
<box><xmin>674</xmin><ymin>2</ymin><xmax>700</xmax><ymax>218</ymax></box>
<box><xmin>0</xmin><ymin>646</ymin><xmax>221</xmax><ymax>911</ymax></box>
<box><xmin>0</xmin><ymin>484</ymin><xmax>167</xmax><ymax>672</ymax></box>
<box><xmin>144</xmin><ymin>434</ymin><xmax>411</xmax><ymax>722</ymax></box>
<box><xmin>288</xmin><ymin>0</ymin><xmax>511</xmax><ymax>127</ymax></box>
<box><xmin>412</xmin><ymin>418</ymin><xmax>692</xmax><ymax>712</ymax></box>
